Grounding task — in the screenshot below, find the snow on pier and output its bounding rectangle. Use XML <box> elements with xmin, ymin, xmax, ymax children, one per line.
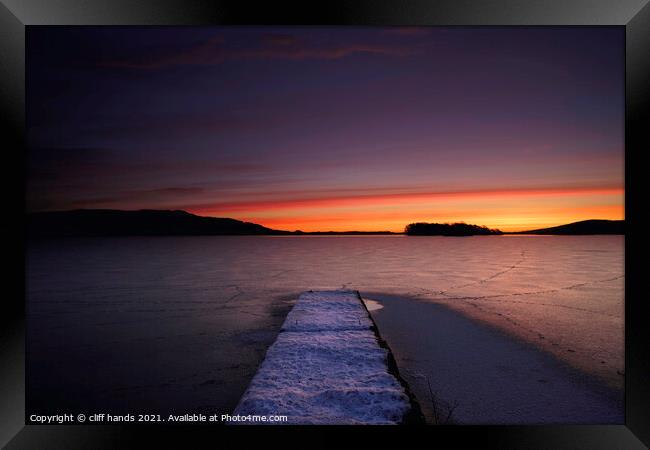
<box><xmin>232</xmin><ymin>290</ymin><xmax>411</xmax><ymax>424</ymax></box>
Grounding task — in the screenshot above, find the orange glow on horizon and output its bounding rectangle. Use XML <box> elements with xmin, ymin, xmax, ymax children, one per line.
<box><xmin>189</xmin><ymin>186</ymin><xmax>624</xmax><ymax>232</ymax></box>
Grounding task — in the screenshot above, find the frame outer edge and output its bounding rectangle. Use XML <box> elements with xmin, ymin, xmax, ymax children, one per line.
<box><xmin>0</xmin><ymin>1</ymin><xmax>26</xmax><ymax>448</ymax></box>
<box><xmin>625</xmin><ymin>0</ymin><xmax>650</xmax><ymax>447</ymax></box>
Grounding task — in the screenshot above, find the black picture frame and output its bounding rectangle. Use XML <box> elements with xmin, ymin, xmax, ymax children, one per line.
<box><xmin>1</xmin><ymin>1</ymin><xmax>648</xmax><ymax>448</ymax></box>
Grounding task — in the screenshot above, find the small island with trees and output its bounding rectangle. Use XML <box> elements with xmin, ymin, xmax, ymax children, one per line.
<box><xmin>404</xmin><ymin>222</ymin><xmax>503</xmax><ymax>236</ymax></box>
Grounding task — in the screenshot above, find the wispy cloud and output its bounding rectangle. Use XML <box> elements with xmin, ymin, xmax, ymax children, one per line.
<box><xmin>102</xmin><ymin>36</ymin><xmax>226</xmax><ymax>69</ymax></box>
<box><xmin>101</xmin><ymin>33</ymin><xmax>414</xmax><ymax>69</ymax></box>
<box><xmin>187</xmin><ymin>185</ymin><xmax>625</xmax><ymax>215</ymax></box>
<box><xmin>65</xmin><ymin>186</ymin><xmax>206</xmax><ymax>209</ymax></box>
<box><xmin>259</xmin><ymin>33</ymin><xmax>301</xmax><ymax>46</ymax></box>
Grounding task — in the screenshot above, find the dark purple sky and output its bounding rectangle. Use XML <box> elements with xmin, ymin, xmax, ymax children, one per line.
<box><xmin>27</xmin><ymin>27</ymin><xmax>624</xmax><ymax>231</ymax></box>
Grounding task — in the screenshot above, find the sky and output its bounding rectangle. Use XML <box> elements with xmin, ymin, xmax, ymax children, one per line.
<box><xmin>27</xmin><ymin>27</ymin><xmax>624</xmax><ymax>232</ymax></box>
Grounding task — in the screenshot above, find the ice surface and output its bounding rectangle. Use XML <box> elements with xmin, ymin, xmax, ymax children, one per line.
<box><xmin>369</xmin><ymin>294</ymin><xmax>624</xmax><ymax>424</ymax></box>
<box><xmin>28</xmin><ymin>235</ymin><xmax>623</xmax><ymax>419</ymax></box>
<box><xmin>232</xmin><ymin>290</ymin><xmax>410</xmax><ymax>424</ymax></box>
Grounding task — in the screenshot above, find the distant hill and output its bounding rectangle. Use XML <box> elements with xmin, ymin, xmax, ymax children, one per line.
<box><xmin>27</xmin><ymin>209</ymin><xmax>291</xmax><ymax>237</ymax></box>
<box><xmin>404</xmin><ymin>222</ymin><xmax>503</xmax><ymax>236</ymax></box>
<box><xmin>512</xmin><ymin>219</ymin><xmax>625</xmax><ymax>235</ymax></box>
<box><xmin>27</xmin><ymin>209</ymin><xmax>399</xmax><ymax>237</ymax></box>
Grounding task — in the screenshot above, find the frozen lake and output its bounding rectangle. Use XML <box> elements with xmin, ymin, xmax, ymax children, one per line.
<box><xmin>27</xmin><ymin>235</ymin><xmax>623</xmax><ymax>421</ymax></box>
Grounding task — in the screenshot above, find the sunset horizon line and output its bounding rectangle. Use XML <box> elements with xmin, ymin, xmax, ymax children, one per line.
<box><xmin>28</xmin><ymin>207</ymin><xmax>625</xmax><ymax>234</ymax></box>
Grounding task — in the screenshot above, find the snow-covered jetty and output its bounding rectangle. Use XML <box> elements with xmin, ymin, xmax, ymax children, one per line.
<box><xmin>232</xmin><ymin>290</ymin><xmax>414</xmax><ymax>424</ymax></box>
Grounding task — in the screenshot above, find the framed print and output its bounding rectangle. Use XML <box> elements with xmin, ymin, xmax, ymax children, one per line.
<box><xmin>1</xmin><ymin>1</ymin><xmax>649</xmax><ymax>448</ymax></box>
